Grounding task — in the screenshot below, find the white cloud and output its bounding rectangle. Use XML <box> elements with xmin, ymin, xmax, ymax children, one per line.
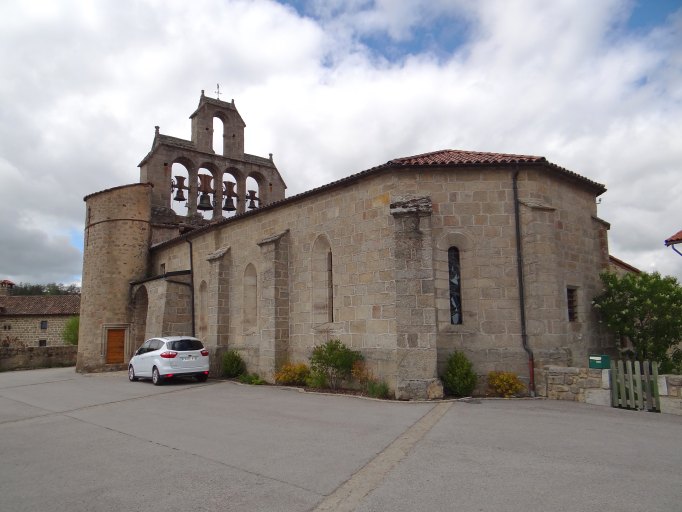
<box><xmin>0</xmin><ymin>0</ymin><xmax>680</xmax><ymax>283</ymax></box>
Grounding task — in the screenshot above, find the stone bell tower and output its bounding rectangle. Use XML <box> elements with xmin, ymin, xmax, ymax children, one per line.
<box><xmin>138</xmin><ymin>91</ymin><xmax>287</xmax><ymax>245</ymax></box>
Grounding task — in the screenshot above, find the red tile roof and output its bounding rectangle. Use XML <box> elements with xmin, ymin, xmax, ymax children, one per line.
<box><xmin>151</xmin><ymin>148</ymin><xmax>607</xmax><ymax>251</ymax></box>
<box><xmin>665</xmin><ymin>230</ymin><xmax>682</xmax><ymax>246</ymax></box>
<box><xmin>0</xmin><ymin>295</ymin><xmax>80</xmax><ymax>316</ymax></box>
<box><xmin>388</xmin><ymin>149</ymin><xmax>545</xmax><ymax>166</ymax></box>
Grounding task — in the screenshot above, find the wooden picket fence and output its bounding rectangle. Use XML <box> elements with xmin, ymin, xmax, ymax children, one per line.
<box><xmin>609</xmin><ymin>360</ymin><xmax>660</xmax><ymax>412</ymax></box>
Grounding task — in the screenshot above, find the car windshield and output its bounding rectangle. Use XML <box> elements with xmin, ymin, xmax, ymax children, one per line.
<box><xmin>167</xmin><ymin>339</ymin><xmax>204</xmax><ymax>351</ymax></box>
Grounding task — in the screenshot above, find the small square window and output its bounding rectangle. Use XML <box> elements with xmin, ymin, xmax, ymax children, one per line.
<box><xmin>567</xmin><ymin>288</ymin><xmax>578</xmax><ymax>322</ymax></box>
<box><xmin>38</xmin><ymin>339</ymin><xmax>47</xmax><ymax>347</ymax></box>
<box><xmin>40</xmin><ymin>320</ymin><xmax>48</xmax><ymax>330</ymax></box>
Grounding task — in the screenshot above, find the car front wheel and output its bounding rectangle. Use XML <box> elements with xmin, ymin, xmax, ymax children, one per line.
<box><xmin>128</xmin><ymin>365</ymin><xmax>138</xmax><ymax>382</ymax></box>
<box><xmin>152</xmin><ymin>366</ymin><xmax>163</xmax><ymax>386</ymax></box>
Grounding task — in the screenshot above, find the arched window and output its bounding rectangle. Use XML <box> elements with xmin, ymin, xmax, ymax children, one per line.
<box><xmin>198</xmin><ymin>280</ymin><xmax>208</xmax><ymax>338</ymax></box>
<box><xmin>312</xmin><ymin>235</ymin><xmax>333</xmax><ymax>324</ymax></box>
<box><xmin>213</xmin><ymin>116</ymin><xmax>224</xmax><ymax>155</ymax></box>
<box><xmin>448</xmin><ymin>247</ymin><xmax>462</xmax><ymax>325</ymax></box>
<box><xmin>243</xmin><ymin>264</ymin><xmax>257</xmax><ymax>331</ymax></box>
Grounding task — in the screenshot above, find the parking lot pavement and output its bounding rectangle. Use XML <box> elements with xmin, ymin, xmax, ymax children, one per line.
<box><xmin>1</xmin><ymin>367</ymin><xmax>681</xmax><ymax>512</ymax></box>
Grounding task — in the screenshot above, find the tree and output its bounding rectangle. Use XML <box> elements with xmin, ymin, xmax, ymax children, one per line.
<box><xmin>11</xmin><ymin>282</ymin><xmax>80</xmax><ymax>296</ymax></box>
<box><xmin>62</xmin><ymin>316</ymin><xmax>80</xmax><ymax>345</ymax></box>
<box><xmin>592</xmin><ymin>272</ymin><xmax>682</xmax><ymax>373</ymax></box>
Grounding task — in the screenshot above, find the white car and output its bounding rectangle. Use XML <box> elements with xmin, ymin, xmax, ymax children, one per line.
<box><xmin>128</xmin><ymin>336</ymin><xmax>209</xmax><ymax>385</ymax></box>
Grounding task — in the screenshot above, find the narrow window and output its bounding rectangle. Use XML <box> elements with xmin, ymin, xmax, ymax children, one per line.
<box><xmin>567</xmin><ymin>287</ymin><xmax>578</xmax><ymax>322</ymax></box>
<box><xmin>327</xmin><ymin>251</ymin><xmax>334</xmax><ymax>323</ymax></box>
<box><xmin>40</xmin><ymin>320</ymin><xmax>48</xmax><ymax>330</ymax></box>
<box><xmin>243</xmin><ymin>264</ymin><xmax>258</xmax><ymax>331</ymax></box>
<box><xmin>312</xmin><ymin>235</ymin><xmax>333</xmax><ymax>325</ymax></box>
<box><xmin>160</xmin><ymin>263</ymin><xmax>166</xmax><ymax>275</ymax></box>
<box><xmin>38</xmin><ymin>339</ymin><xmax>47</xmax><ymax>347</ymax></box>
<box><xmin>448</xmin><ymin>247</ymin><xmax>462</xmax><ymax>325</ymax></box>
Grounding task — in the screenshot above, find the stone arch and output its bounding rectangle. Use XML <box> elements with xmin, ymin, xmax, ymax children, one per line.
<box><xmin>198</xmin><ymin>280</ymin><xmax>208</xmax><ymax>339</ymax></box>
<box><xmin>312</xmin><ymin>234</ymin><xmax>334</xmax><ymax>325</ymax></box>
<box><xmin>246</xmin><ymin>170</ymin><xmax>267</xmax><ymax>208</ymax></box>
<box><xmin>197</xmin><ymin>162</ymin><xmax>222</xmax><ymax>219</ymax></box>
<box><xmin>131</xmin><ymin>285</ymin><xmax>149</xmax><ymax>358</ymax></box>
<box><xmin>243</xmin><ymin>263</ymin><xmax>258</xmax><ymax>333</ymax></box>
<box><xmin>170</xmin><ymin>157</ymin><xmax>194</xmax><ymax>217</ymax></box>
<box><xmin>221</xmin><ymin>166</ymin><xmax>244</xmax><ymax>216</ymax></box>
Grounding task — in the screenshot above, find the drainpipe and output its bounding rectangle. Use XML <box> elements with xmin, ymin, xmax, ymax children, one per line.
<box><xmin>513</xmin><ymin>167</ymin><xmax>536</xmax><ymax>396</ymax></box>
<box><xmin>187</xmin><ymin>239</ymin><xmax>196</xmax><ymax>337</ymax></box>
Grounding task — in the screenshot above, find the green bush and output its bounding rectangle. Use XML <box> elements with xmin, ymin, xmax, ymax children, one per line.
<box><xmin>222</xmin><ymin>350</ymin><xmax>246</xmax><ymax>378</ymax></box>
<box><xmin>62</xmin><ymin>316</ymin><xmax>79</xmax><ymax>345</ymax></box>
<box><xmin>238</xmin><ymin>373</ymin><xmax>265</xmax><ymax>385</ymax></box>
<box><xmin>309</xmin><ymin>339</ymin><xmax>364</xmax><ymax>389</ymax></box>
<box><xmin>367</xmin><ymin>380</ymin><xmax>391</xmax><ymax>399</ymax></box>
<box><xmin>305</xmin><ymin>371</ymin><xmax>329</xmax><ymax>389</ymax></box>
<box><xmin>487</xmin><ymin>371</ymin><xmax>525</xmax><ymax>397</ymax></box>
<box><xmin>441</xmin><ymin>351</ymin><xmax>477</xmax><ymax>397</ymax></box>
<box><xmin>275</xmin><ymin>363</ymin><xmax>310</xmax><ymax>386</ymax></box>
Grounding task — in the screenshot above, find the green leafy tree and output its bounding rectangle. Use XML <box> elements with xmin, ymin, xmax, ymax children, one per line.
<box><xmin>593</xmin><ymin>272</ymin><xmax>682</xmax><ymax>373</ymax></box>
<box><xmin>12</xmin><ymin>282</ymin><xmax>80</xmax><ymax>296</ymax></box>
<box><xmin>62</xmin><ymin>316</ymin><xmax>80</xmax><ymax>345</ymax></box>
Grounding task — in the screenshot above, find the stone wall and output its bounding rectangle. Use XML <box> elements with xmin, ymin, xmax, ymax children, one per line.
<box><xmin>538</xmin><ymin>366</ymin><xmax>682</xmax><ymax>416</ymax></box>
<box><xmin>1</xmin><ymin>315</ymin><xmax>74</xmax><ymax>347</ymax></box>
<box><xmin>0</xmin><ymin>346</ymin><xmax>77</xmax><ymax>371</ymax></box>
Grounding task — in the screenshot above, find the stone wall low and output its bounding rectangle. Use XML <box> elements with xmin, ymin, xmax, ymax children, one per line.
<box><xmin>0</xmin><ymin>346</ymin><xmax>77</xmax><ymax>371</ymax></box>
<box><xmin>537</xmin><ymin>366</ymin><xmax>682</xmax><ymax>416</ymax></box>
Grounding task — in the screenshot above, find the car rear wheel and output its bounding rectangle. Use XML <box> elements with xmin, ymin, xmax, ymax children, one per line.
<box><xmin>128</xmin><ymin>365</ymin><xmax>138</xmax><ymax>382</ymax></box>
<box><xmin>196</xmin><ymin>373</ymin><xmax>208</xmax><ymax>383</ymax></box>
<box><xmin>152</xmin><ymin>366</ymin><xmax>163</xmax><ymax>386</ymax></box>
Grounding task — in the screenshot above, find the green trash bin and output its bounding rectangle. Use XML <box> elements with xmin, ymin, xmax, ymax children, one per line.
<box><xmin>588</xmin><ymin>355</ymin><xmax>610</xmax><ymax>369</ymax></box>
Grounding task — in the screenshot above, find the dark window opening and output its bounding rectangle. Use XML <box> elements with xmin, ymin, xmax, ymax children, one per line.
<box><xmin>327</xmin><ymin>251</ymin><xmax>334</xmax><ymax>323</ymax></box>
<box><xmin>40</xmin><ymin>320</ymin><xmax>48</xmax><ymax>330</ymax></box>
<box><xmin>38</xmin><ymin>339</ymin><xmax>47</xmax><ymax>347</ymax></box>
<box><xmin>567</xmin><ymin>287</ymin><xmax>578</xmax><ymax>322</ymax></box>
<box><xmin>448</xmin><ymin>247</ymin><xmax>462</xmax><ymax>325</ymax></box>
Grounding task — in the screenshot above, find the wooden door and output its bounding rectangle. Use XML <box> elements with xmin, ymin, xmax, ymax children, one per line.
<box><xmin>106</xmin><ymin>329</ymin><xmax>125</xmax><ymax>364</ymax></box>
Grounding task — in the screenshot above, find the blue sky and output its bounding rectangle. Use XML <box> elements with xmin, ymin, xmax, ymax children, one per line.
<box><xmin>0</xmin><ymin>0</ymin><xmax>681</xmax><ymax>284</ymax></box>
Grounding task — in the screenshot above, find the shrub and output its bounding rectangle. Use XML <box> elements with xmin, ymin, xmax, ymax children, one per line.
<box><xmin>238</xmin><ymin>373</ymin><xmax>266</xmax><ymax>385</ymax></box>
<box><xmin>275</xmin><ymin>363</ymin><xmax>310</xmax><ymax>386</ymax></box>
<box><xmin>305</xmin><ymin>371</ymin><xmax>328</xmax><ymax>389</ymax></box>
<box><xmin>222</xmin><ymin>350</ymin><xmax>246</xmax><ymax>378</ymax></box>
<box><xmin>441</xmin><ymin>351</ymin><xmax>477</xmax><ymax>397</ymax></box>
<box><xmin>487</xmin><ymin>371</ymin><xmax>526</xmax><ymax>398</ymax></box>
<box><xmin>367</xmin><ymin>380</ymin><xmax>391</xmax><ymax>399</ymax></box>
<box><xmin>309</xmin><ymin>339</ymin><xmax>364</xmax><ymax>389</ymax></box>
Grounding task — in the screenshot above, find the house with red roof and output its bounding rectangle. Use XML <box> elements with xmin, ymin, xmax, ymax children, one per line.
<box><xmin>665</xmin><ymin>230</ymin><xmax>682</xmax><ymax>257</ymax></box>
<box><xmin>0</xmin><ymin>280</ymin><xmax>80</xmax><ymax>348</ymax></box>
<box><xmin>77</xmin><ymin>92</ymin><xmax>618</xmax><ymax>398</ymax></box>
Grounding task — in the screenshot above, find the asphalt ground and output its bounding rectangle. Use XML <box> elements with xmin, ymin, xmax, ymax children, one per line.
<box><xmin>0</xmin><ymin>367</ymin><xmax>680</xmax><ymax>512</ymax></box>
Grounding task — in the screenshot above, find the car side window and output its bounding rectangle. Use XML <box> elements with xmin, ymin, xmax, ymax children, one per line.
<box><xmin>137</xmin><ymin>340</ymin><xmax>151</xmax><ymax>355</ymax></box>
<box><xmin>151</xmin><ymin>340</ymin><xmax>163</xmax><ymax>351</ymax></box>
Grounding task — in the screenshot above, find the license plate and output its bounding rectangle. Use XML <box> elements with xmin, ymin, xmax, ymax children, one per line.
<box><xmin>183</xmin><ymin>355</ymin><xmax>197</xmax><ymax>361</ymax></box>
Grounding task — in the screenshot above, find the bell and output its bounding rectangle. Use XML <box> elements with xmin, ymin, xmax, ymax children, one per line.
<box><xmin>197</xmin><ymin>193</ymin><xmax>213</xmax><ymax>211</ymax></box>
<box><xmin>222</xmin><ymin>196</ymin><xmax>236</xmax><ymax>211</ymax></box>
<box><xmin>173</xmin><ymin>189</ymin><xmax>186</xmax><ymax>202</ymax></box>
<box><xmin>172</xmin><ymin>176</ymin><xmax>187</xmax><ymax>202</ymax></box>
<box><xmin>247</xmin><ymin>190</ymin><xmax>259</xmax><ymax>210</ymax></box>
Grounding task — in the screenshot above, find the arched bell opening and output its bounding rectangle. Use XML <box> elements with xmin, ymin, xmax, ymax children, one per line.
<box><xmin>221</xmin><ymin>167</ymin><xmax>241</xmax><ymax>218</ymax></box>
<box><xmin>245</xmin><ymin>176</ymin><xmax>260</xmax><ymax>211</ymax></box>
<box><xmin>170</xmin><ymin>162</ymin><xmax>191</xmax><ymax>217</ymax></box>
<box><xmin>196</xmin><ymin>164</ymin><xmax>221</xmax><ymax>220</ymax></box>
<box><xmin>212</xmin><ymin>116</ymin><xmax>225</xmax><ymax>155</ymax></box>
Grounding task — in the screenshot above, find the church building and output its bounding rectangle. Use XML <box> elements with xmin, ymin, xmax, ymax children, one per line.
<box><xmin>77</xmin><ymin>92</ymin><xmax>615</xmax><ymax>399</ymax></box>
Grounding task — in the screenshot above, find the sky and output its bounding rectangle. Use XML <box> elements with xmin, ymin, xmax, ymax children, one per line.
<box><xmin>0</xmin><ymin>0</ymin><xmax>681</xmax><ymax>285</ymax></box>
